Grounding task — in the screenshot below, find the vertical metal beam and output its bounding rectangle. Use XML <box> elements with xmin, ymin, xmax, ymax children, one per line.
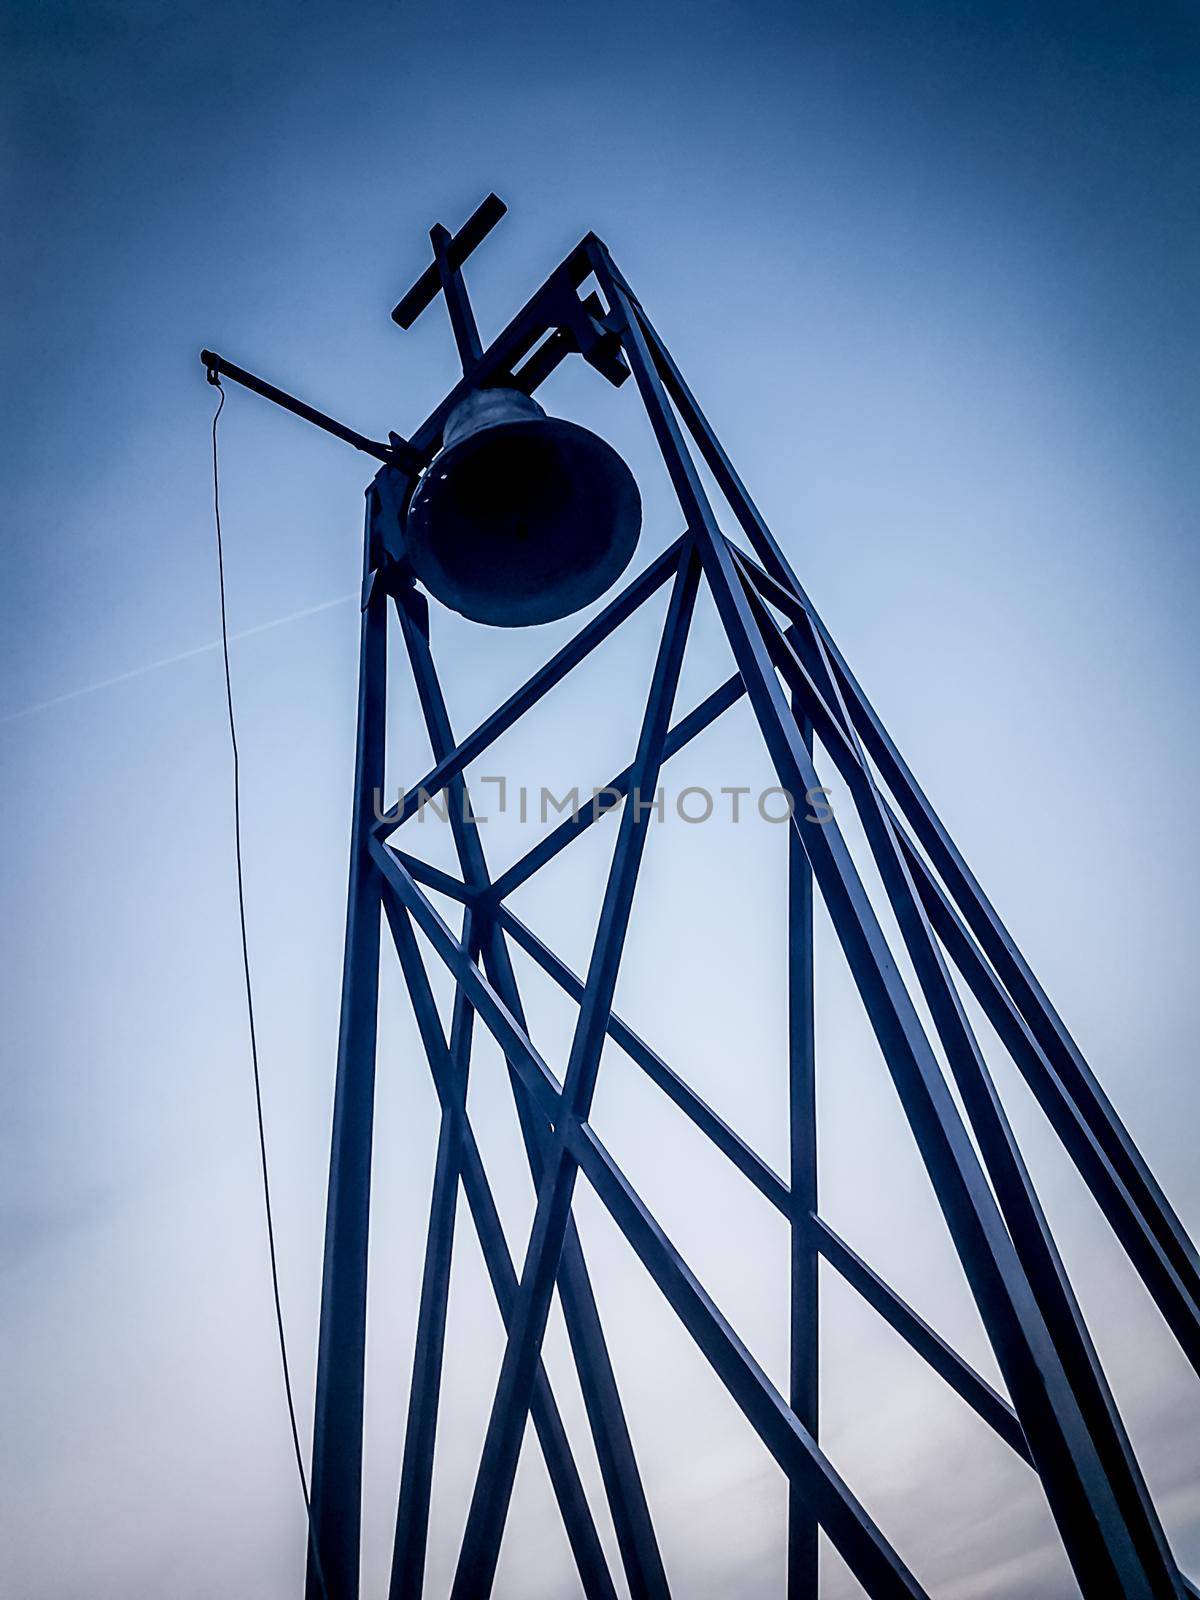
<box><xmin>787</xmin><ymin>709</ymin><xmax>819</xmax><ymax>1600</ymax></box>
<box><xmin>450</xmin><ymin>546</ymin><xmax>701</xmax><ymax>1598</ymax></box>
<box><xmin>307</xmin><ymin>495</ymin><xmax>390</xmax><ymax>1600</ymax></box>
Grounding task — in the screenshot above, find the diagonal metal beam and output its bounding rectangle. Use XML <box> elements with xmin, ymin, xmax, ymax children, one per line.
<box><xmin>568</xmin><ymin>1119</ymin><xmax>931</xmax><ymax>1600</ymax></box>
<box><xmin>489</xmin><ymin>667</ymin><xmax>748</xmax><ymax>902</ymax></box>
<box><xmin>389</xmin><ymin>912</ymin><xmax>479</xmax><ymax>1599</ymax></box>
<box><xmin>450</xmin><ymin>545</ymin><xmax>702</xmax><ymax>1597</ymax></box>
<box><xmin>373</xmin><ymin>537</ymin><xmax>685</xmax><ymax>841</ymax></box>
<box><xmin>725</xmin><ymin>551</ymin><xmax>1199</xmax><ymax>1479</ymax></box>
<box><xmin>371</xmin><ymin>837</ymin><xmax>564</xmax><ymax>1125</ymax></box>
<box><xmin>394</xmin><ymin>591</ymin><xmax>672</xmax><ymax>1600</ymax></box>
<box><xmin>380</xmin><ymin>888</ymin><xmax>619</xmax><ymax>1599</ymax></box>
<box><xmin>496</xmin><ymin>906</ymin><xmax>1031</xmax><ymax>1464</ymax></box>
<box><xmin>729</xmin><ymin>538</ymin><xmax>1200</xmax><ymax>1326</ymax></box>
<box><xmin>393</xmin><ymin>851</ymin><xmax>476</xmax><ymax>908</ymax></box>
<box><xmin>732</xmin><ymin>547</ymin><xmax>1200</xmax><ymax>1379</ymax></box>
<box><xmin>601</xmin><ymin>261</ymin><xmax>811</xmax><ymax>601</ymax></box>
<box><xmin>901</xmin><ymin>822</ymin><xmax>1200</xmax><ymax>1376</ymax></box>
<box><xmin>628</xmin><ymin>274</ymin><xmax>1200</xmax><ymax>1333</ymax></box>
<box><xmin>497</xmin><ymin>905</ymin><xmax>790</xmax><ymax>1211</ymax></box>
<box><xmin>747</xmin><ymin>561</ymin><xmax>1186</xmax><ymax>1597</ymax></box>
<box><xmin>809</xmin><ymin>1217</ymin><xmax>1030</xmax><ymax>1464</ymax></box>
<box><xmin>595</xmin><ymin>243</ymin><xmax>1170</xmax><ymax>1599</ymax></box>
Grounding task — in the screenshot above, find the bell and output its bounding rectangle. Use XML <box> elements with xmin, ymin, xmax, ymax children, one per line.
<box><xmin>404</xmin><ymin>388</ymin><xmax>642</xmax><ymax>627</ymax></box>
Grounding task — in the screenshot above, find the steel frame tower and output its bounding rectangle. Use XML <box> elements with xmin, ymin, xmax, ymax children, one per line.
<box><xmin>202</xmin><ymin>196</ymin><xmax>1200</xmax><ymax>1600</ymax></box>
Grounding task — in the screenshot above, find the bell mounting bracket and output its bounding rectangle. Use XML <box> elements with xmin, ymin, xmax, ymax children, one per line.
<box><xmin>198</xmin><ymin>194</ymin><xmax>633</xmax><ymax>585</ymax></box>
<box><xmin>388</xmin><ymin>192</ymin><xmax>628</xmax><ymax>397</ymax></box>
<box><xmin>198</xmin><ymin>194</ymin><xmax>627</xmax><ymax>471</ymax></box>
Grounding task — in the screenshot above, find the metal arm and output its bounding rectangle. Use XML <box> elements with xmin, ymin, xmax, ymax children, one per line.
<box><xmin>199</xmin><ymin>348</ymin><xmax>418</xmax><ymax>469</ymax></box>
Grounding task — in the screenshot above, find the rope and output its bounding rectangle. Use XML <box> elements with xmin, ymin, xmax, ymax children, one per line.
<box><xmin>209</xmin><ymin>375</ymin><xmax>331</xmax><ymax>1600</ymax></box>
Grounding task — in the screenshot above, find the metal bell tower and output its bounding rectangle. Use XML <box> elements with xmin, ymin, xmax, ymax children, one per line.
<box><xmin>201</xmin><ymin>196</ymin><xmax>1200</xmax><ymax>1600</ymax></box>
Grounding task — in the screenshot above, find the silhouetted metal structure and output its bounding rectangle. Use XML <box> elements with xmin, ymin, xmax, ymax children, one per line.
<box><xmin>201</xmin><ymin>196</ymin><xmax>1200</xmax><ymax>1600</ymax></box>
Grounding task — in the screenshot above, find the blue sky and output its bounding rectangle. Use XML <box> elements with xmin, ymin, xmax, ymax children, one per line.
<box><xmin>3</xmin><ymin>2</ymin><xmax>1199</xmax><ymax>1595</ymax></box>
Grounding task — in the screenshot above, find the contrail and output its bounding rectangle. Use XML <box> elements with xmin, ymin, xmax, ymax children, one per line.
<box><xmin>1</xmin><ymin>591</ymin><xmax>358</xmax><ymax>727</ymax></box>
